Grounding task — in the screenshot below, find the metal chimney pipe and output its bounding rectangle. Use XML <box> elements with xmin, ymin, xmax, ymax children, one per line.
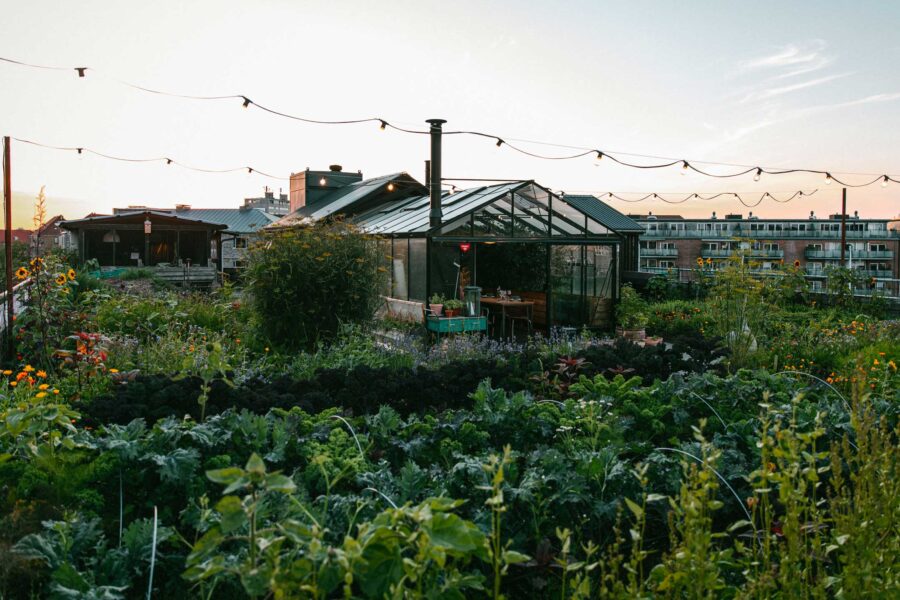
<box><xmin>426</xmin><ymin>119</ymin><xmax>446</xmax><ymax>227</ymax></box>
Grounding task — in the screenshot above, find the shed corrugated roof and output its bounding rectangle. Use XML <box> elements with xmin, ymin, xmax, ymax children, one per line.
<box><xmin>562</xmin><ymin>195</ymin><xmax>645</xmax><ymax>232</ymax></box>
<box><xmin>169</xmin><ymin>208</ymin><xmax>278</xmax><ymax>234</ymax></box>
<box><xmin>61</xmin><ymin>211</ymin><xmax>228</xmax><ymax>230</ymax></box>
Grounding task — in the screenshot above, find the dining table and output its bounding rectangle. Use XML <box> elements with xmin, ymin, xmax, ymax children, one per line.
<box><xmin>480</xmin><ymin>297</ymin><xmax>534</xmax><ymax>339</ymax></box>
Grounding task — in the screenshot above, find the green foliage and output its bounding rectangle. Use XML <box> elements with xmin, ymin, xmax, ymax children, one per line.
<box><xmin>246</xmin><ymin>220</ymin><xmax>387</xmax><ymax>352</ymax></box>
<box><xmin>615</xmin><ymin>283</ymin><xmax>649</xmax><ymax>330</ymax></box>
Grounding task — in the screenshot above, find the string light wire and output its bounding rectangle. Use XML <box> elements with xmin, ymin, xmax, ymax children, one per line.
<box><xmin>3</xmin><ymin>55</ymin><xmax>898</xmax><ymax>188</ymax></box>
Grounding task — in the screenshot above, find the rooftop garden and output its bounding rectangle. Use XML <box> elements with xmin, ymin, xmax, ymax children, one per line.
<box><xmin>0</xmin><ymin>222</ymin><xmax>897</xmax><ymax>598</ymax></box>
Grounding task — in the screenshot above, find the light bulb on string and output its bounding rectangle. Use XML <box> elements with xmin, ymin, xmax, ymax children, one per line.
<box><xmin>825</xmin><ymin>172</ymin><xmax>833</xmax><ymax>185</ymax></box>
<box><xmin>594</xmin><ymin>151</ymin><xmax>603</xmax><ymax>166</ymax></box>
<box><xmin>247</xmin><ymin>167</ymin><xmax>253</xmax><ymax>177</ymax></box>
<box><xmin>882</xmin><ymin>175</ymin><xmax>889</xmax><ymax>188</ymax></box>
<box><xmin>495</xmin><ymin>138</ymin><xmax>504</xmax><ymax>148</ymax></box>
<box><xmin>753</xmin><ymin>168</ymin><xmax>761</xmax><ymax>182</ymax></box>
<box><xmin>379</xmin><ymin>120</ymin><xmax>387</xmax><ymax>131</ymax></box>
<box><xmin>386</xmin><ymin>182</ymin><xmax>395</xmax><ymax>192</ymax></box>
<box><xmin>241</xmin><ymin>96</ymin><xmax>251</xmax><ymax>108</ymax></box>
<box><xmin>681</xmin><ymin>161</ymin><xmax>689</xmax><ymax>176</ymax></box>
<box><xmin>319</xmin><ymin>177</ymin><xmax>327</xmax><ymax>186</ymax></box>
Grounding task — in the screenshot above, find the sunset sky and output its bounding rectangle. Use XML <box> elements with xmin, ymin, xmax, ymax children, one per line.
<box><xmin>1</xmin><ymin>0</ymin><xmax>898</xmax><ymax>227</ymax></box>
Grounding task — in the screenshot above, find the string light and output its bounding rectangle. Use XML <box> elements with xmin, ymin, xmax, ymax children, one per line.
<box><xmin>753</xmin><ymin>168</ymin><xmax>761</xmax><ymax>182</ymax></box>
<box><xmin>3</xmin><ymin>53</ymin><xmax>899</xmax><ymax>188</ymax></box>
<box><xmin>386</xmin><ymin>182</ymin><xmax>395</xmax><ymax>192</ymax></box>
<box><xmin>319</xmin><ymin>177</ymin><xmax>327</xmax><ymax>186</ymax></box>
<box><xmin>882</xmin><ymin>175</ymin><xmax>889</xmax><ymax>188</ymax></box>
<box><xmin>825</xmin><ymin>173</ymin><xmax>833</xmax><ymax>185</ymax></box>
<box><xmin>680</xmin><ymin>160</ymin><xmax>689</xmax><ymax>176</ymax></box>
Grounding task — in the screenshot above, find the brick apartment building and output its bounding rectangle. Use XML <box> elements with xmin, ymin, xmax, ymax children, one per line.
<box><xmin>630</xmin><ymin>210</ymin><xmax>900</xmax><ymax>289</ymax></box>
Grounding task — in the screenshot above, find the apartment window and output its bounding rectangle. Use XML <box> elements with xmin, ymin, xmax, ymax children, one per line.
<box><xmin>869</xmin><ymin>243</ymin><xmax>887</xmax><ymax>252</ymax></box>
<box><xmin>808</xmin><ymin>243</ymin><xmax>823</xmax><ymax>251</ymax></box>
<box><xmin>661</xmin><ymin>242</ymin><xmax>676</xmax><ymax>249</ymax></box>
<box><xmin>659</xmin><ymin>260</ymin><xmax>676</xmax><ymax>269</ymax></box>
<box><xmin>234</xmin><ymin>236</ymin><xmax>249</xmax><ymax>249</ymax></box>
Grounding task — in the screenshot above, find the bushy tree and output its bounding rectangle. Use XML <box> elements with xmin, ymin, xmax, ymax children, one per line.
<box><xmin>246</xmin><ymin>219</ymin><xmax>386</xmax><ymax>351</ymax></box>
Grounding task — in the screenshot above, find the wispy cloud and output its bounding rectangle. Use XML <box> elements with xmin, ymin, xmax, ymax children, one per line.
<box><xmin>739</xmin><ymin>72</ymin><xmax>851</xmax><ymax>103</ymax></box>
<box><xmin>740</xmin><ymin>40</ymin><xmax>830</xmax><ymax>78</ymax></box>
<box><xmin>723</xmin><ymin>92</ymin><xmax>900</xmax><ymax>142</ymax></box>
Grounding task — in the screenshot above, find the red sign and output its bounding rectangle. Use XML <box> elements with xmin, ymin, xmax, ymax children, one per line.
<box><xmin>459</xmin><ymin>243</ymin><xmax>471</xmax><ymax>253</ymax></box>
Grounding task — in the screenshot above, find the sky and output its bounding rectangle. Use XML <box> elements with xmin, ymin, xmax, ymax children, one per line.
<box><xmin>0</xmin><ymin>0</ymin><xmax>898</xmax><ymax>227</ymax></box>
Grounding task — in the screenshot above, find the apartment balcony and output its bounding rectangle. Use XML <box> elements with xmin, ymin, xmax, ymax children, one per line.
<box><xmin>805</xmin><ymin>249</ymin><xmax>894</xmax><ymax>260</ymax></box>
<box><xmin>640</xmin><ymin>247</ymin><xmax>678</xmax><ymax>257</ymax></box>
<box><xmin>701</xmin><ymin>248</ymin><xmax>784</xmax><ymax>258</ymax></box>
<box><xmin>641</xmin><ymin>227</ymin><xmax>899</xmax><ymax>240</ymax></box>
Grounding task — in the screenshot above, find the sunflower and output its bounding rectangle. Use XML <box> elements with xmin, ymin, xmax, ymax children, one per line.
<box><xmin>696</xmin><ymin>257</ymin><xmax>704</xmax><ymax>267</ymax></box>
<box><xmin>67</xmin><ymin>268</ymin><xmax>77</xmax><ymax>281</ymax></box>
<box><xmin>15</xmin><ymin>267</ymin><xmax>29</xmax><ymax>280</ymax></box>
<box><xmin>55</xmin><ymin>274</ymin><xmax>67</xmax><ymax>285</ymax></box>
<box><xmin>793</xmin><ymin>260</ymin><xmax>801</xmax><ymax>268</ymax></box>
<box><xmin>29</xmin><ymin>257</ymin><xmax>44</xmax><ymax>270</ymax></box>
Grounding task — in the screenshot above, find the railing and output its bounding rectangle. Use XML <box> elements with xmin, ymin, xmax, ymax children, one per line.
<box><xmin>0</xmin><ymin>278</ymin><xmax>31</xmax><ymax>333</ymax></box>
<box><xmin>639</xmin><ymin>267</ymin><xmax>900</xmax><ymax>301</ymax></box>
<box><xmin>701</xmin><ymin>248</ymin><xmax>784</xmax><ymax>258</ymax></box>
<box><xmin>641</xmin><ymin>228</ymin><xmax>898</xmax><ymax>239</ymax></box>
<box><xmin>640</xmin><ymin>247</ymin><xmax>678</xmax><ymax>257</ymax></box>
<box><xmin>804</xmin><ymin>249</ymin><xmax>894</xmax><ymax>260</ymax></box>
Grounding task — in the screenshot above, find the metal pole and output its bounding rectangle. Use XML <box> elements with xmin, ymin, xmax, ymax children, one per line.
<box><xmin>840</xmin><ymin>188</ymin><xmax>847</xmax><ymax>267</ymax></box>
<box><xmin>3</xmin><ymin>136</ymin><xmax>13</xmax><ymax>361</ymax></box>
<box><xmin>426</xmin><ymin>119</ymin><xmax>446</xmax><ymax>228</ymax></box>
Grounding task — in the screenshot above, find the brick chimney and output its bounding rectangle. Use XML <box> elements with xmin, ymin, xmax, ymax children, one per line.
<box><xmin>289</xmin><ymin>165</ymin><xmax>363</xmax><ymax>212</ymax></box>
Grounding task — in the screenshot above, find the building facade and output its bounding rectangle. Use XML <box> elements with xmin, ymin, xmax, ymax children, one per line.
<box><xmin>243</xmin><ymin>188</ymin><xmax>290</xmax><ymax>216</ymax></box>
<box><xmin>631</xmin><ymin>210</ymin><xmax>900</xmax><ymax>288</ymax></box>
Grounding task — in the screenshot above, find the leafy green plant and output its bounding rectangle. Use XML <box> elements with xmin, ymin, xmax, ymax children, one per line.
<box><xmin>616</xmin><ymin>284</ymin><xmax>649</xmax><ymax>330</ymax></box>
<box><xmin>246</xmin><ymin>220</ymin><xmax>387</xmax><ymax>352</ymax></box>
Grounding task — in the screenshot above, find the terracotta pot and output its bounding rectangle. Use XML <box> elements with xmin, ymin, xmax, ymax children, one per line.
<box><xmin>644</xmin><ymin>336</ymin><xmax>663</xmax><ymax>346</ymax></box>
<box><xmin>444</xmin><ymin>309</ymin><xmax>460</xmax><ymax>317</ymax></box>
<box><xmin>430</xmin><ymin>303</ymin><xmax>443</xmax><ymax>316</ymax></box>
<box><xmin>616</xmin><ymin>326</ymin><xmax>646</xmax><ymax>341</ymax></box>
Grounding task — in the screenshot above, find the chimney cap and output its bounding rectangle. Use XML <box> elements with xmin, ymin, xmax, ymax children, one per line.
<box><xmin>329</xmin><ymin>164</ymin><xmax>343</xmax><ymax>172</ymax></box>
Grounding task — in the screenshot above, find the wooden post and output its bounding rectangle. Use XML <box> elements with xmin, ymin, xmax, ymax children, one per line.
<box><xmin>840</xmin><ymin>188</ymin><xmax>847</xmax><ymax>267</ymax></box>
<box><xmin>3</xmin><ymin>136</ymin><xmax>13</xmax><ymax>360</ymax></box>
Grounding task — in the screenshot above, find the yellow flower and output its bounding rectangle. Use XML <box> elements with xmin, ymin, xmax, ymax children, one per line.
<box><xmin>889</xmin><ymin>360</ymin><xmax>897</xmax><ymax>371</ymax></box>
<box><xmin>38</xmin><ymin>383</ymin><xmax>49</xmax><ymax>390</ymax></box>
<box><xmin>35</xmin><ymin>392</ymin><xmax>47</xmax><ymax>398</ymax></box>
<box><xmin>55</xmin><ymin>274</ymin><xmax>67</xmax><ymax>285</ymax></box>
<box><xmin>52</xmin><ymin>389</ymin><xmax>60</xmax><ymax>395</ymax></box>
<box><xmin>109</xmin><ymin>368</ymin><xmax>119</xmax><ymax>374</ymax></box>
<box><xmin>15</xmin><ymin>267</ymin><xmax>29</xmax><ymax>280</ymax></box>
<box><xmin>67</xmin><ymin>268</ymin><xmax>76</xmax><ymax>281</ymax></box>
<box><xmin>696</xmin><ymin>257</ymin><xmax>704</xmax><ymax>267</ymax></box>
<box><xmin>873</xmin><ymin>358</ymin><xmax>880</xmax><ymax>366</ymax></box>
<box><xmin>2</xmin><ymin>370</ymin><xmax>10</xmax><ymax>375</ymax></box>
<box><xmin>23</xmin><ymin>365</ymin><xmax>34</xmax><ymax>373</ymax></box>
<box><xmin>37</xmin><ymin>370</ymin><xmax>46</xmax><ymax>378</ymax></box>
<box><xmin>10</xmin><ymin>381</ymin><xmax>17</xmax><ymax>387</ymax></box>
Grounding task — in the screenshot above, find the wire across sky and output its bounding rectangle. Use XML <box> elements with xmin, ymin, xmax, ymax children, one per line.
<box><xmin>2</xmin><ymin>54</ymin><xmax>899</xmax><ymax>198</ymax></box>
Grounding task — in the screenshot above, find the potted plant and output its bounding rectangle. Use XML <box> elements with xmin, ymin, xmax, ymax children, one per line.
<box><xmin>429</xmin><ymin>293</ymin><xmax>445</xmax><ymax>317</ymax></box>
<box><xmin>443</xmin><ymin>298</ymin><xmax>463</xmax><ymax>318</ymax></box>
<box><xmin>615</xmin><ymin>283</ymin><xmax>648</xmax><ymax>341</ymax></box>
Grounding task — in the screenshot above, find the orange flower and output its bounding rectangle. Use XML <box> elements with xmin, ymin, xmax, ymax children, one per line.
<box><xmin>23</xmin><ymin>365</ymin><xmax>34</xmax><ymax>373</ymax></box>
<box><xmin>52</xmin><ymin>389</ymin><xmax>60</xmax><ymax>395</ymax></box>
<box><xmin>10</xmin><ymin>381</ymin><xmax>17</xmax><ymax>387</ymax></box>
<box><xmin>35</xmin><ymin>392</ymin><xmax>47</xmax><ymax>399</ymax></box>
<box><xmin>36</xmin><ymin>370</ymin><xmax>47</xmax><ymax>378</ymax></box>
<box><xmin>38</xmin><ymin>383</ymin><xmax>49</xmax><ymax>390</ymax></box>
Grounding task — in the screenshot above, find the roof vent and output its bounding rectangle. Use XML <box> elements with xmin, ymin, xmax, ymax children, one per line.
<box><xmin>711</xmin><ymin>211</ymin><xmax>718</xmax><ymax>220</ymax></box>
<box><xmin>175</xmin><ymin>204</ymin><xmax>191</xmax><ymax>211</ymax></box>
<box><xmin>329</xmin><ymin>164</ymin><xmax>343</xmax><ymax>172</ymax></box>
